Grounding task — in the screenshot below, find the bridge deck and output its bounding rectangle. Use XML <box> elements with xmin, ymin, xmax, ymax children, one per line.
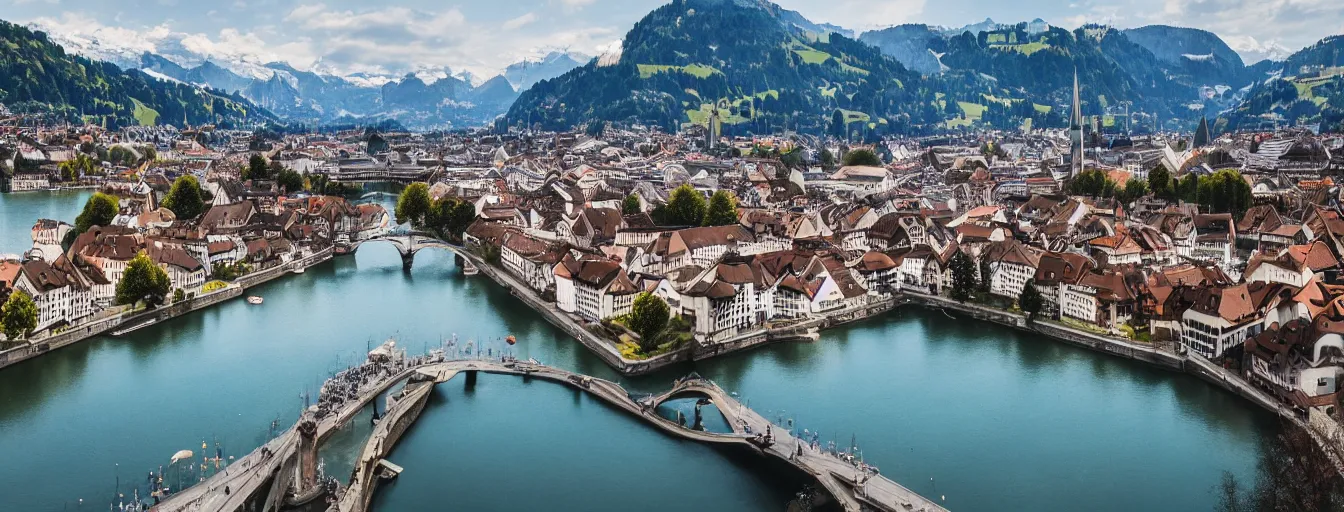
<box><xmin>154</xmin><ymin>359</ymin><xmax>947</xmax><ymax>512</ymax></box>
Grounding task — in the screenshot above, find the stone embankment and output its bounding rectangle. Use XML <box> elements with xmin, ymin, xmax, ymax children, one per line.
<box><xmin>0</xmin><ymin>247</ymin><xmax>333</xmax><ymax>370</ymax></box>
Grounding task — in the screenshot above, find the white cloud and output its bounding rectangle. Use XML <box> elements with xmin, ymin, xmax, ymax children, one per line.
<box><xmin>556</xmin><ymin>0</ymin><xmax>597</xmax><ymax>11</ymax></box>
<box><xmin>503</xmin><ymin>12</ymin><xmax>539</xmax><ymax>30</ymax></box>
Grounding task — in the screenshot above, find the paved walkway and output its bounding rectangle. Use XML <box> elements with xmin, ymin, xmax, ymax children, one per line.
<box><xmin>159</xmin><ymin>358</ymin><xmax>947</xmax><ymax>512</ymax></box>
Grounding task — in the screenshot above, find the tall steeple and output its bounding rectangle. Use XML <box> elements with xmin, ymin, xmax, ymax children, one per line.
<box><xmin>1070</xmin><ymin>68</ymin><xmax>1085</xmax><ymax>177</ymax></box>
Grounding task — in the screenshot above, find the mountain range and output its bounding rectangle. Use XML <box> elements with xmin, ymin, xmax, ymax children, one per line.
<box><xmin>6</xmin><ymin>3</ymin><xmax>1344</xmax><ymax>134</ymax></box>
<box><xmin>508</xmin><ymin>0</ymin><xmax>1344</xmax><ymax>136</ymax></box>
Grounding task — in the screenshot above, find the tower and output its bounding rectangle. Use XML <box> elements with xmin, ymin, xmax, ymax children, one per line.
<box><xmin>1069</xmin><ymin>68</ymin><xmax>1085</xmax><ymax>177</ymax></box>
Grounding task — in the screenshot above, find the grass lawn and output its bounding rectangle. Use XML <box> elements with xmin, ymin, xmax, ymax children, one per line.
<box><xmin>1033</xmin><ymin>103</ymin><xmax>1052</xmax><ymax>114</ymax></box>
<box><xmin>957</xmin><ymin>101</ymin><xmax>987</xmax><ymax>120</ymax></box>
<box><xmin>131</xmin><ymin>98</ymin><xmax>159</xmax><ymax>126</ymax></box>
<box><xmin>638</xmin><ymin>63</ymin><xmax>720</xmax><ymax>79</ymax></box>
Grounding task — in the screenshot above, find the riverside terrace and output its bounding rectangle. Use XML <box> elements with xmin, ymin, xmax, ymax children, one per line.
<box><xmin>144</xmin><ymin>348</ymin><xmax>947</xmax><ymax>512</ymax></box>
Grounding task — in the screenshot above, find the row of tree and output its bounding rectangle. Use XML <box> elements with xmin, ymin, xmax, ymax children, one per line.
<box><xmin>651</xmin><ymin>184</ymin><xmax>740</xmax><ymax>227</ymax></box>
<box><xmin>1069</xmin><ymin>167</ymin><xmax>1255</xmax><ymax>216</ymax></box>
<box><xmin>947</xmin><ymin>251</ymin><xmax>1044</xmax><ymax>318</ymax></box>
<box><xmin>394</xmin><ymin>182</ymin><xmax>477</xmax><ymax>241</ymax></box>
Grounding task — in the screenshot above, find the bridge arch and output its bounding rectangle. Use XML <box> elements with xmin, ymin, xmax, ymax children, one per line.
<box><xmin>341</xmin><ymin>230</ymin><xmax>471</xmax><ymax>272</ymax></box>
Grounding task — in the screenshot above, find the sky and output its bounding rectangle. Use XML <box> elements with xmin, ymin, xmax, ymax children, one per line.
<box><xmin>8</xmin><ymin>0</ymin><xmax>1344</xmax><ymax>80</ymax></box>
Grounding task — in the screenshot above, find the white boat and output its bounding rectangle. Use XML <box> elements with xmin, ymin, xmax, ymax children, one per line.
<box><xmin>247</xmin><ymin>296</ymin><xmax>264</xmax><ymax>305</ymax></box>
<box><xmin>291</xmin><ymin>267</ymin><xmax>306</xmax><ymax>274</ymax></box>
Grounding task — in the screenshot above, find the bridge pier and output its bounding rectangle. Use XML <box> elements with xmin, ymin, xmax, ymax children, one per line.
<box><xmin>296</xmin><ymin>418</ymin><xmax>319</xmax><ymax>495</ymax></box>
<box><xmin>464</xmin><ymin>370</ymin><xmax>477</xmax><ymax>388</ymax></box>
<box><xmin>400</xmin><ymin>250</ymin><xmax>415</xmax><ymax>272</ymax></box>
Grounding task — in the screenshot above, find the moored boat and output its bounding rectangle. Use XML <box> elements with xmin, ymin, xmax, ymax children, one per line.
<box><xmin>247</xmin><ymin>296</ymin><xmax>264</xmax><ymax>305</ymax></box>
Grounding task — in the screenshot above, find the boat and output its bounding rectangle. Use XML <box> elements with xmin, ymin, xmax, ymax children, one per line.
<box><xmin>247</xmin><ymin>296</ymin><xmax>264</xmax><ymax>305</ymax></box>
<box><xmin>506</xmin><ymin>335</ymin><xmax>517</xmax><ymax>345</ymax></box>
<box><xmin>291</xmin><ymin>267</ymin><xmax>306</xmax><ymax>274</ymax></box>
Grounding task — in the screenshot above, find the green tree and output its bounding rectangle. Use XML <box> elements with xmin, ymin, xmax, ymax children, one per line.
<box><xmin>665</xmin><ymin>184</ymin><xmax>707</xmax><ymax>227</ymax></box>
<box><xmin>396</xmin><ymin>182</ymin><xmax>433</xmax><ymax>226</ymax></box>
<box><xmin>780</xmin><ymin>147</ymin><xmax>802</xmax><ymax>169</ymax></box>
<box><xmin>949</xmin><ymin>251</ymin><xmax>977</xmax><ymax>301</ymax></box>
<box><xmin>622</xmin><ymin>194</ymin><xmax>641</xmax><ymax>215</ymax></box>
<box><xmin>1117</xmin><ymin>178</ymin><xmax>1149</xmax><ymax>204</ymax></box>
<box><xmin>842</xmin><ymin>148</ymin><xmax>882</xmax><ymax>167</ymax></box>
<box><xmin>242</xmin><ymin>154</ymin><xmax>269</xmax><ymax>181</ymax></box>
<box><xmin>74</xmin><ymin>192</ymin><xmax>119</xmax><ymax>233</ymax></box>
<box><xmin>830</xmin><ymin>110</ymin><xmax>846</xmax><ymax>139</ymax></box>
<box><xmin>108</xmin><ymin>146</ymin><xmax>136</xmax><ymax>166</ymax></box>
<box><xmin>276</xmin><ymin>169</ymin><xmax>304</xmax><ymax>194</ymax></box>
<box><xmin>627</xmin><ymin>292</ymin><xmax>671</xmax><ymax>353</ymax></box>
<box><xmin>819</xmin><ymin>147</ymin><xmax>836</xmax><ymax>169</ymax></box>
<box><xmin>1</xmin><ymin>289</ymin><xmax>39</xmax><ymax>341</ymax></box>
<box><xmin>1148</xmin><ymin>165</ymin><xmax>1173</xmax><ymax>199</ymax></box>
<box><xmin>161</xmin><ymin>175</ymin><xmax>205</xmax><ymax>220</ymax></box>
<box><xmin>116</xmin><ymin>252</ymin><xmax>171</xmax><ymax>307</ymax></box>
<box><xmin>1018</xmin><ymin>279</ymin><xmax>1044</xmax><ymax>320</ymax></box>
<box><xmin>702</xmin><ymin>190</ymin><xmax>739</xmax><ymax>227</ymax></box>
<box><xmin>1177</xmin><ymin>173</ymin><xmax>1201</xmax><ymax>203</ymax></box>
<box><xmin>977</xmin><ymin>258</ymin><xmax>993</xmax><ymax>296</ymax></box>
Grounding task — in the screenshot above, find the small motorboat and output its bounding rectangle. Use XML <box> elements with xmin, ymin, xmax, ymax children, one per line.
<box><xmin>291</xmin><ymin>267</ymin><xmax>306</xmax><ymax>274</ymax></box>
<box><xmin>247</xmin><ymin>296</ymin><xmax>264</xmax><ymax>305</ymax></box>
<box><xmin>506</xmin><ymin>335</ymin><xmax>517</xmax><ymax>345</ymax></box>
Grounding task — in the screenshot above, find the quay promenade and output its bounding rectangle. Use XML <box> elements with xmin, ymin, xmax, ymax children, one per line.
<box><xmin>155</xmin><ymin>356</ymin><xmax>948</xmax><ymax>512</ymax></box>
<box><xmin>0</xmin><ymin>247</ymin><xmax>334</xmax><ymax>371</ymax></box>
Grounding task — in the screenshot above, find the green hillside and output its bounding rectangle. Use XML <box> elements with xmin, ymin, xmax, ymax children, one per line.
<box><xmin>0</xmin><ymin>21</ymin><xmax>273</xmax><ymax>129</ymax></box>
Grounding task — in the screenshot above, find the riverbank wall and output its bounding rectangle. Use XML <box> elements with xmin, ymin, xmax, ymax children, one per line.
<box><xmin>0</xmin><ymin>247</ymin><xmax>334</xmax><ymax>371</ymax></box>
<box><xmin>900</xmin><ymin>290</ymin><xmax>1185</xmax><ymax>371</ymax></box>
<box><xmin>462</xmin><ymin>253</ymin><xmax>691</xmax><ymax>376</ymax></box>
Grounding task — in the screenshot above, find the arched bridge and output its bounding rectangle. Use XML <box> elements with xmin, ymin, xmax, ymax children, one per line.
<box><xmin>338</xmin><ymin>227</ymin><xmax>472</xmax><ymax>272</ymax></box>
<box><xmin>152</xmin><ymin>357</ymin><xmax>948</xmax><ymax>512</ymax></box>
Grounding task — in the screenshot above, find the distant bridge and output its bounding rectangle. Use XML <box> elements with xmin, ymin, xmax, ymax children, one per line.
<box><xmin>153</xmin><ymin>357</ymin><xmax>948</xmax><ymax>512</ymax></box>
<box><xmin>322</xmin><ymin>167</ymin><xmax>436</xmax><ymax>184</ymax></box>
<box><xmin>337</xmin><ymin>227</ymin><xmax>472</xmax><ymax>272</ymax></box>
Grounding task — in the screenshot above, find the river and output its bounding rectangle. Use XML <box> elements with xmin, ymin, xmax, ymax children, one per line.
<box><xmin>0</xmin><ymin>191</ymin><xmax>1275</xmax><ymax>511</ymax></box>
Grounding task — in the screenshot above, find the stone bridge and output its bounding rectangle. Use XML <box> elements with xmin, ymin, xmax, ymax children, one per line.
<box><xmin>151</xmin><ymin>358</ymin><xmax>949</xmax><ymax>512</ymax></box>
<box><xmin>338</xmin><ymin>228</ymin><xmax>472</xmax><ymax>272</ymax></box>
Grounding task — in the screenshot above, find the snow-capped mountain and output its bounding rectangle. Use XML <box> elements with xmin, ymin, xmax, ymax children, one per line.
<box><xmin>1224</xmin><ymin>35</ymin><xmax>1296</xmax><ymax>64</ymax></box>
<box><xmin>29</xmin><ymin>20</ymin><xmax>592</xmax><ymax>129</ymax></box>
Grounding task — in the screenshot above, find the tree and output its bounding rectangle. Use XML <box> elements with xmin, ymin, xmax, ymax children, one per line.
<box><xmin>276</xmin><ymin>169</ymin><xmax>304</xmax><ymax>194</ymax></box>
<box><xmin>1177</xmin><ymin>172</ymin><xmax>1201</xmax><ymax>203</ymax></box>
<box><xmin>74</xmin><ymin>192</ymin><xmax>119</xmax><ymax>233</ymax></box>
<box><xmin>977</xmin><ymin>258</ymin><xmax>993</xmax><ymax>296</ymax></box>
<box><xmin>780</xmin><ymin>147</ymin><xmax>802</xmax><ymax>169</ymax></box>
<box><xmin>949</xmin><ymin>251</ymin><xmax>977</xmax><ymax>301</ymax></box>
<box><xmin>819</xmin><ymin>147</ymin><xmax>836</xmax><ymax>169</ymax></box>
<box><xmin>627</xmin><ymin>292</ymin><xmax>670</xmax><ymax>353</ymax></box>
<box><xmin>161</xmin><ymin>175</ymin><xmax>205</xmax><ymax>220</ymax></box>
<box><xmin>830</xmin><ymin>110</ymin><xmax>846</xmax><ymax>139</ymax></box>
<box><xmin>116</xmin><ymin>252</ymin><xmax>171</xmax><ymax>308</ymax></box>
<box><xmin>622</xmin><ymin>194</ymin><xmax>642</xmax><ymax>215</ymax></box>
<box><xmin>665</xmin><ymin>184</ymin><xmax>707</xmax><ymax>226</ymax></box>
<box><xmin>1117</xmin><ymin>178</ymin><xmax>1149</xmax><ymax>204</ymax></box>
<box><xmin>242</xmin><ymin>154</ymin><xmax>269</xmax><ymax>181</ymax></box>
<box><xmin>396</xmin><ymin>182</ymin><xmax>433</xmax><ymax>226</ymax></box>
<box><xmin>1</xmin><ymin>290</ymin><xmax>38</xmax><ymax>341</ymax></box>
<box><xmin>1148</xmin><ymin>165</ymin><xmax>1173</xmax><ymax>199</ymax></box>
<box><xmin>108</xmin><ymin>146</ymin><xmax>136</xmax><ymax>167</ymax></box>
<box><xmin>702</xmin><ymin>190</ymin><xmax>739</xmax><ymax>227</ymax></box>
<box><xmin>842</xmin><ymin>148</ymin><xmax>882</xmax><ymax>167</ymax></box>
<box><xmin>1018</xmin><ymin>279</ymin><xmax>1044</xmax><ymax>320</ymax></box>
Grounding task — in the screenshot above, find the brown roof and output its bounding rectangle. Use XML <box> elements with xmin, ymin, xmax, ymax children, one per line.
<box><xmin>1034</xmin><ymin>252</ymin><xmax>1093</xmax><ymax>285</ymax></box>
<box><xmin>147</xmin><ymin>243</ymin><xmax>203</xmax><ymax>272</ymax></box>
<box><xmin>667</xmin><ymin>225</ymin><xmax>754</xmax><ymax>256</ymax></box>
